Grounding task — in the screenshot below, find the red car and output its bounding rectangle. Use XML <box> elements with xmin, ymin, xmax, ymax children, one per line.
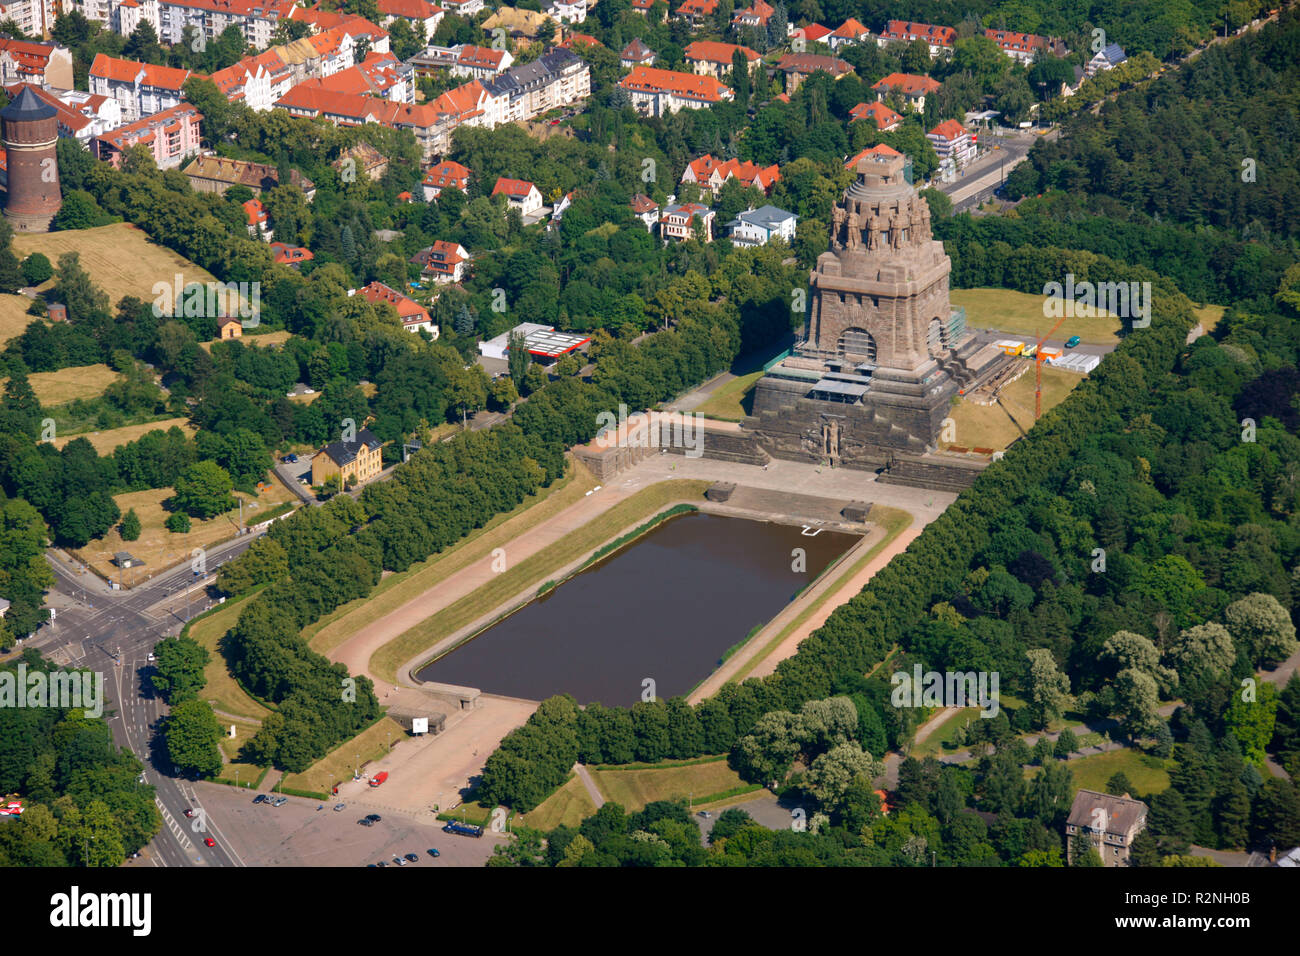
<box><xmin>204</xmin><ymin>838</ymin><xmax>215</xmax><ymax>847</ymax></box>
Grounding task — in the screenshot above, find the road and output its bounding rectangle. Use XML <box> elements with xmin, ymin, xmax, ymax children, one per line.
<box><xmin>934</xmin><ymin>128</ymin><xmax>1047</xmax><ymax>213</ymax></box>
<box><xmin>27</xmin><ymin>532</ymin><xmax>267</xmax><ymax>868</ymax></box>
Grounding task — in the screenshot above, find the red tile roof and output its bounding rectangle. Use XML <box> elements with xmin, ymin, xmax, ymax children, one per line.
<box><xmin>873</xmin><ymin>72</ymin><xmax>941</xmax><ymax>95</ymax></box>
<box><xmin>492</xmin><ymin>177</ymin><xmax>536</xmax><ymax>199</ymax></box>
<box><xmin>844</xmin><ymin>143</ymin><xmax>901</xmax><ymax>168</ymax></box>
<box><xmin>355</xmin><ymin>281</ymin><xmax>431</xmax><ymax>325</ymax></box>
<box><xmin>423</xmin><ymin>160</ymin><xmax>470</xmax><ymax>191</ymax></box>
<box><xmin>676</xmin><ymin>0</ymin><xmax>717</xmax><ymax>16</ymax></box>
<box><xmin>883</xmin><ymin>20</ymin><xmax>956</xmax><ymax>46</ymax></box>
<box><xmin>928</xmin><ymin>118</ymin><xmax>968</xmax><ymax>140</ymax></box>
<box><xmin>619</xmin><ymin>66</ymin><xmax>732</xmax><ymax>102</ymax></box>
<box><xmin>793</xmin><ymin>23</ymin><xmax>833</xmax><ymax>43</ymax></box>
<box><xmin>270</xmin><ymin>242</ymin><xmax>314</xmax><ymax>264</ymax></box>
<box><xmin>90</xmin><ymin>54</ymin><xmax>192</xmax><ymax>90</ymax></box>
<box><xmin>684</xmin><ymin>154</ymin><xmax>780</xmax><ymax>191</ymax></box>
<box><xmin>684</xmin><ymin>41</ymin><xmax>759</xmax><ymax>65</ymax></box>
<box><xmin>849</xmin><ymin>100</ymin><xmax>902</xmax><ymax>129</ymax></box>
<box><xmin>832</xmin><ymin>18</ymin><xmax>870</xmax><ymax>39</ymax></box>
<box><xmin>776</xmin><ymin>53</ymin><xmax>853</xmax><ymax>77</ymax></box>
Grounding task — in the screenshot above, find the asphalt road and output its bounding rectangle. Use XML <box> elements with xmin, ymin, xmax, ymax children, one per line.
<box><xmin>28</xmin><ymin>532</ymin><xmax>267</xmax><ymax>868</ymax></box>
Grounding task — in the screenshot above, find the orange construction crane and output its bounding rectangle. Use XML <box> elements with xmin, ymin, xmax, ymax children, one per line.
<box><xmin>1034</xmin><ymin>312</ymin><xmax>1070</xmax><ymax>420</ymax></box>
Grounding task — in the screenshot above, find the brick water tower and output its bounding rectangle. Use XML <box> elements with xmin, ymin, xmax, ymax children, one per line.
<box><xmin>1</xmin><ymin>86</ymin><xmax>62</xmax><ymax>233</ymax></box>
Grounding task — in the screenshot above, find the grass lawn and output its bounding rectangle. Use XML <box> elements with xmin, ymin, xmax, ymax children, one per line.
<box><xmin>183</xmin><ymin>595</ymin><xmax>272</xmax><ymax>722</ymax></box>
<box><xmin>694</xmin><ymin>369</ymin><xmax>765</xmax><ymax>421</ymax></box>
<box><xmin>1051</xmin><ymin>749</ymin><xmax>1174</xmax><ymax>799</ymax></box>
<box><xmin>591</xmin><ymin>756</ymin><xmax>748</xmax><ymax>813</ymax></box>
<box><xmin>942</xmin><ymin>364</ymin><xmax>1079</xmax><ymax>452</ymax></box>
<box><xmin>200</xmin><ymin>330</ymin><xmax>292</xmax><ymax>352</ymax></box>
<box><xmin>216</xmin><ymin>718</ymin><xmax>267</xmax><ymax>788</ymax></box>
<box><xmin>75</xmin><ymin>478</ymin><xmax>297</xmax><ymax>583</ymax></box>
<box><xmin>9</xmin><ymin>364</ymin><xmax>122</xmax><ymax>406</ymax></box>
<box><xmin>369</xmin><ymin>478</ymin><xmax>712</xmax><ymax>683</ymax></box>
<box><xmin>305</xmin><ymin>458</ymin><xmax>592</xmax><ymax>655</ymax></box>
<box><xmin>1193</xmin><ymin>303</ymin><xmax>1227</xmax><ymax>333</ymax></box>
<box><xmin>722</xmin><ymin>504</ymin><xmax>913</xmax><ymax>687</ymax></box>
<box><xmin>0</xmin><ymin>294</ymin><xmax>33</xmax><ymax>349</ymax></box>
<box><xmin>52</xmin><ymin>417</ymin><xmax>195</xmax><ymax>453</ymax></box>
<box><xmin>911</xmin><ymin>707</ymin><xmax>984</xmax><ymax>759</ymax></box>
<box><xmin>12</xmin><ymin>223</ymin><xmax>233</xmax><ymax>306</ymax></box>
<box><xmin>952</xmin><ymin>287</ymin><xmax>1121</xmax><ymax>344</ymax></box>
<box><xmin>517</xmin><ymin>774</ymin><xmax>598</xmax><ymax>831</ymax></box>
<box><xmin>280</xmin><ymin>716</ymin><xmax>407</xmax><ymax>795</ymax></box>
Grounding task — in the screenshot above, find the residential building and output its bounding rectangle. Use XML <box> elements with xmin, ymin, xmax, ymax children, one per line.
<box><xmin>184</xmin><ymin>153</ymin><xmax>315</xmax><ymax>197</ymax></box>
<box><xmin>479</xmin><ymin>48</ymin><xmax>590</xmax><ymax>126</ymax></box>
<box><xmin>619</xmin><ymin>37</ymin><xmax>656</xmax><ymax>69</ymax></box>
<box><xmin>550</xmin><ymin>190</ymin><xmax>574</xmax><ymax>221</ymax></box>
<box><xmin>311</xmin><ymin>426</ymin><xmax>384</xmax><ymax>488</ymax></box>
<box><xmin>684</xmin><ymin>41</ymin><xmax>758</xmax><ymax>80</ymax></box>
<box><xmin>407</xmin><ymin>44</ymin><xmax>463</xmax><ymax>76</ymax></box>
<box><xmin>0</xmin><ymin>596</ymin><xmax>9</xmax><ymax>618</ymax></box>
<box><xmin>877</xmin><ymin>20</ymin><xmax>956</xmax><ymax>58</ymax></box>
<box><xmin>731</xmin><ymin>0</ymin><xmax>773</xmax><ymax>31</ymax></box>
<box><xmin>452</xmin><ymin>45</ymin><xmax>514</xmax><ymax>81</ymax></box>
<box><xmin>775</xmin><ymin>52</ymin><xmax>852</xmax><ymax>93</ymax></box>
<box><xmin>629</xmin><ymin>192</ymin><xmax>659</xmax><ymax>231</ymax></box>
<box><xmin>849</xmin><ymin>100</ymin><xmax>901</xmax><ymax>130</ymax></box>
<box><xmin>984</xmin><ymin>28</ymin><xmax>1056</xmax><ymax>64</ymax></box>
<box><xmin>1086</xmin><ymin>43</ymin><xmax>1127</xmax><ymax>76</ymax></box>
<box><xmin>90</xmin><ymin>101</ymin><xmax>202</xmax><ymax>169</ymax></box>
<box><xmin>2</xmin><ymin>83</ymin><xmax>122</xmax><ymax>145</ymax></box>
<box><xmin>558</xmin><ymin>32</ymin><xmax>601</xmax><ymax>51</ymax></box>
<box><xmin>303</xmin><ymin>52</ymin><xmax>416</xmax><ymax>104</ymax></box>
<box><xmin>788</xmin><ymin>23</ymin><xmax>832</xmax><ymax>48</ymax></box>
<box><xmin>492</xmin><ymin>176</ymin><xmax>543</xmax><ymax>216</ymax></box>
<box><xmin>479</xmin><ymin>6</ymin><xmax>551</xmax><ymax>39</ymax></box>
<box><xmin>927</xmin><ymin>118</ymin><xmax>974</xmax><ymax>166</ymax></box>
<box><xmin>620</xmin><ymin>65</ymin><xmax>733</xmax><ymax>117</ymax></box>
<box><xmin>351</xmin><ymin>281</ymin><xmax>437</xmax><ymax>336</ymax></box>
<box><xmin>270</xmin><ymin>241</ymin><xmax>313</xmax><ymax>267</ymax></box>
<box><xmin>209</xmin><ymin>51</ymin><xmax>293</xmax><ymax>112</ymax></box>
<box><xmin>376</xmin><ymin>0</ymin><xmax>443</xmax><ymax>38</ymax></box>
<box><xmin>0</xmin><ymin>38</ymin><xmax>73</xmax><ymax>89</ymax></box>
<box><xmin>681</xmin><ymin>154</ymin><xmax>780</xmax><ymax>197</ymax></box>
<box><xmin>411</xmin><ymin>240</ymin><xmax>469</xmax><ymax>283</ymax></box>
<box><xmin>89</xmin><ymin>55</ymin><xmax>192</xmax><ymax>124</ymax></box>
<box><xmin>335</xmin><ymin>141</ymin><xmax>388</xmax><ymax>181</ymax></box>
<box><xmin>546</xmin><ymin>0</ymin><xmax>586</xmax><ymax>24</ymax></box>
<box><xmin>439</xmin><ymin>0</ymin><xmax>482</xmax><ymax>15</ymax></box>
<box><xmin>422</xmin><ymin>159</ymin><xmax>470</xmax><ymax>200</ymax></box>
<box><xmin>675</xmin><ymin>0</ymin><xmax>717</xmax><ymax>29</ymax></box>
<box><xmin>243</xmin><ymin>197</ymin><xmax>272</xmax><ymax>240</ymax></box>
<box><xmin>218</xmin><ymin>316</ymin><xmax>243</xmax><ymax>339</ymax></box>
<box><xmin>0</xmin><ymin>0</ymin><xmax>57</xmax><ymax>39</ymax></box>
<box><xmin>659</xmin><ymin>202</ymin><xmax>714</xmax><ymax>242</ymax></box>
<box><xmin>629</xmin><ymin>0</ymin><xmax>654</xmax><ymax>14</ymax></box>
<box><xmin>827</xmin><ymin>18</ymin><xmax>870</xmax><ymax>51</ymax></box>
<box><xmin>872</xmin><ymin>72</ymin><xmax>941</xmax><ymax>113</ymax></box>
<box><xmin>1065</xmin><ymin>790</ymin><xmax>1148</xmax><ymax>866</ymax></box>
<box><xmin>726</xmin><ymin>204</ymin><xmax>796</xmax><ymax>247</ymax></box>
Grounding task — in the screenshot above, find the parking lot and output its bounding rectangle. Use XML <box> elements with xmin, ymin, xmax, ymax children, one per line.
<box><xmin>191</xmin><ymin>783</ymin><xmax>503</xmax><ymax>867</ymax></box>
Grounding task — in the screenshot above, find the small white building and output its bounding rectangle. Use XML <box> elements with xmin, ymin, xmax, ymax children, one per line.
<box><xmin>491</xmin><ymin>177</ymin><xmax>543</xmax><ymax>217</ymax></box>
<box><xmin>546</xmin><ymin>0</ymin><xmax>587</xmax><ymax>23</ymax></box>
<box><xmin>726</xmin><ymin>205</ymin><xmax>797</xmax><ymax>247</ymax></box>
<box><xmin>479</xmin><ymin>322</ymin><xmax>590</xmax><ymax>361</ymax></box>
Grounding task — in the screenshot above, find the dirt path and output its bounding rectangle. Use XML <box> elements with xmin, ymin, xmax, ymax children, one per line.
<box><xmin>572</xmin><ymin>763</ymin><xmax>606</xmax><ymax>809</ymax></box>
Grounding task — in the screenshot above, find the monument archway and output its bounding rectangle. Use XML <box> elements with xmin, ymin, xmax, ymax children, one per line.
<box><xmin>837</xmin><ymin>328</ymin><xmax>876</xmax><ymax>364</ymax></box>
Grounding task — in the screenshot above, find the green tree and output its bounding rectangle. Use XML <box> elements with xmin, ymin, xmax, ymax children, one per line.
<box><xmin>1224</xmin><ymin>593</ymin><xmax>1298</xmax><ymax>666</ymax></box>
<box><xmin>150</xmin><ymin>636</ymin><xmax>210</xmax><ymax>704</ymax></box>
<box><xmin>165</xmin><ymin>699</ymin><xmax>223</xmax><ymax>778</ymax></box>
<box><xmin>20</xmin><ymin>252</ymin><xmax>52</xmax><ymax>286</ymax></box>
<box><xmin>165</xmin><ymin>513</ymin><xmax>192</xmax><ymax>534</ymax></box>
<box><xmin>172</xmin><ymin>461</ymin><xmax>235</xmax><ymax>519</ymax></box>
<box><xmin>119</xmin><ymin>508</ymin><xmax>141</xmax><ymax>542</ymax></box>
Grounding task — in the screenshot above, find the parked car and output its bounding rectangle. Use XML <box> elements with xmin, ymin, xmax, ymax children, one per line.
<box><xmin>358</xmin><ymin>818</ymin><xmax>374</xmax><ymax>827</ymax></box>
<box><xmin>427</xmin><ymin>848</ymin><xmax>441</xmax><ymax>858</ymax></box>
<box><xmin>366</xmin><ymin>814</ymin><xmax>382</xmax><ymax>823</ymax></box>
<box><xmin>333</xmin><ymin>803</ymin><xmax>346</xmax><ymax>812</ymax></box>
<box><xmin>376</xmin><ymin>860</ymin><xmax>387</xmax><ymax>867</ymax></box>
<box><xmin>204</xmin><ymin>838</ymin><xmax>215</xmax><ymax>847</ymax></box>
<box><xmin>272</xmin><ymin>796</ymin><xmax>288</xmax><ymax>807</ymax></box>
<box><xmin>392</xmin><ymin>856</ymin><xmax>407</xmax><ymax>866</ymax></box>
<box><xmin>697</xmin><ymin>810</ymin><xmax>711</xmax><ymax>819</ymax></box>
<box><xmin>286</xmin><ymin>453</ymin><xmax>299</xmax><ymax>463</ymax></box>
<box><xmin>1065</xmin><ymin>335</ymin><xmax>1081</xmax><ymax>348</ymax></box>
<box><xmin>252</xmin><ymin>794</ymin><xmax>267</xmax><ymax>804</ymax></box>
<box><xmin>404</xmin><ymin>853</ymin><xmax>419</xmax><ymax>863</ymax></box>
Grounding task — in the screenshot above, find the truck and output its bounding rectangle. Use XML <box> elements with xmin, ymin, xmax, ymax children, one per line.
<box><xmin>369</xmin><ymin>771</ymin><xmax>388</xmax><ymax>788</ymax></box>
<box><xmin>443</xmin><ymin>820</ymin><xmax>483</xmax><ymax>838</ymax></box>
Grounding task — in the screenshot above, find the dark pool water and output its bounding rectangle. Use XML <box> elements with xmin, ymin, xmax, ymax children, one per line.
<box><xmin>415</xmin><ymin>512</ymin><xmax>857</xmax><ymax>705</ymax></box>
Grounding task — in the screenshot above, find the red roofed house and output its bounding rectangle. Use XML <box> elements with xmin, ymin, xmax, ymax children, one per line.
<box><xmin>659</xmin><ymin>202</ymin><xmax>714</xmax><ymax>242</ymax></box>
<box><xmin>351</xmin><ymin>281</ymin><xmax>437</xmax><ymax>337</ymax></box>
<box><xmin>439</xmin><ymin>0</ymin><xmax>483</xmax><ymax>14</ymax></box>
<box><xmin>88</xmin><ymin>54</ymin><xmax>192</xmax><ymax>124</ymax></box>
<box><xmin>828</xmin><ymin>18</ymin><xmax>871</xmax><ymax>51</ymax></box>
<box><xmin>731</xmin><ymin>0</ymin><xmax>773</xmax><ymax>30</ymax></box>
<box><xmin>90</xmin><ymin>102</ymin><xmax>203</xmax><ymax>170</ymax></box>
<box><xmin>411</xmin><ymin>240</ymin><xmax>470</xmax><ymax>283</ymax></box>
<box><xmin>788</xmin><ymin>23</ymin><xmax>833</xmax><ymax>48</ymax></box>
<box><xmin>877</xmin><ymin>21</ymin><xmax>957</xmax><ymax>58</ymax></box>
<box><xmin>242</xmin><ymin>197</ymin><xmax>272</xmax><ymax>240</ymax></box>
<box><xmin>559</xmin><ymin>33</ymin><xmax>603</xmax><ymax>51</ymax></box>
<box><xmin>684</xmin><ymin>41</ymin><xmax>759</xmax><ymax>80</ymax></box>
<box><xmin>0</xmin><ymin>38</ymin><xmax>74</xmax><ymax>89</ymax></box>
<box><xmin>376</xmin><ymin>0</ymin><xmax>445</xmax><ymax>38</ymax></box>
<box><xmin>775</xmin><ymin>52</ymin><xmax>853</xmax><ymax>93</ymax></box>
<box><xmin>927</xmin><ymin>118</ymin><xmax>975</xmax><ymax>166</ymax></box>
<box><xmin>619</xmin><ymin>66</ymin><xmax>733</xmax><ymax>117</ymax></box>
<box><xmin>270</xmin><ymin>242</ymin><xmax>314</xmax><ymax>267</ymax></box>
<box><xmin>629</xmin><ymin>0</ymin><xmax>656</xmax><ymax>14</ymax></box>
<box><xmin>492</xmin><ymin>177</ymin><xmax>543</xmax><ymax>217</ymax></box>
<box><xmin>873</xmin><ymin>72</ymin><xmax>942</xmax><ymax>113</ymax></box>
<box><xmin>675</xmin><ymin>0</ymin><xmax>717</xmax><ymax>28</ymax></box>
<box><xmin>629</xmin><ymin>192</ymin><xmax>659</xmax><ymax>231</ymax></box>
<box><xmin>422</xmin><ymin>160</ymin><xmax>470</xmax><ymax>201</ymax></box>
<box><xmin>681</xmin><ymin>154</ymin><xmax>780</xmax><ymax>198</ymax></box>
<box><xmin>452</xmin><ymin>45</ymin><xmax>514</xmax><ymax>80</ymax></box>
<box><xmin>844</xmin><ymin>143</ymin><xmax>902</xmax><ymax>169</ymax></box>
<box><xmin>2</xmin><ymin>82</ymin><xmax>122</xmax><ymax>145</ymax></box>
<box><xmin>984</xmin><ymin>29</ymin><xmax>1056</xmax><ymax>64</ymax></box>
<box><xmin>620</xmin><ymin>38</ymin><xmax>656</xmax><ymax>69</ymax></box>
<box><xmin>849</xmin><ymin>100</ymin><xmax>902</xmax><ymax>131</ymax></box>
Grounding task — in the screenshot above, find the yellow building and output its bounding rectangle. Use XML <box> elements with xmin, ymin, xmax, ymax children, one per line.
<box><xmin>218</xmin><ymin>316</ymin><xmax>243</xmax><ymax>340</ymax></box>
<box><xmin>311</xmin><ymin>427</ymin><xmax>384</xmax><ymax>489</ymax></box>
